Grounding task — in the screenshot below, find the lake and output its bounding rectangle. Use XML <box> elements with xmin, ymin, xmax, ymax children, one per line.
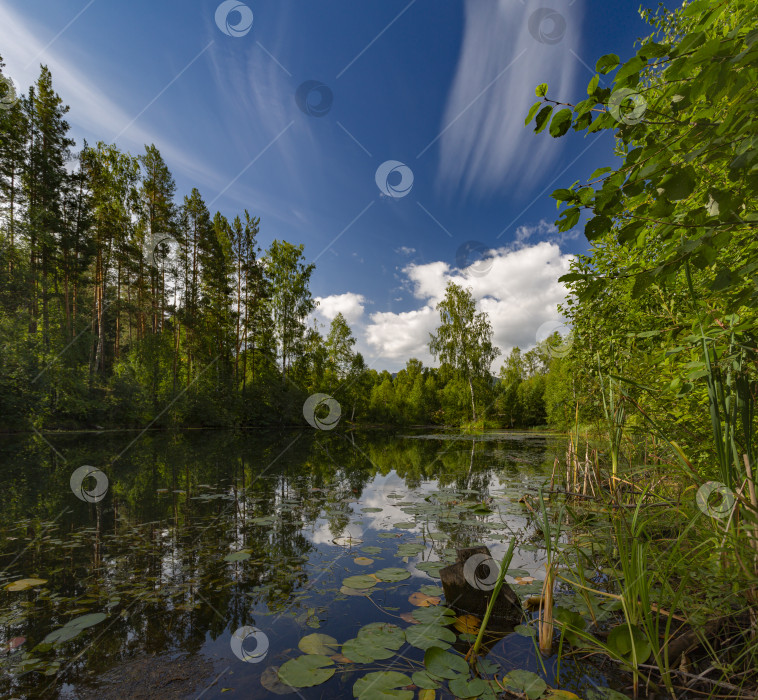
<box><xmin>0</xmin><ymin>428</ymin><xmax>626</xmax><ymax>699</ymax></box>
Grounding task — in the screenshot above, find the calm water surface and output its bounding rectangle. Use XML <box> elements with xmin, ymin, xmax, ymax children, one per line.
<box><xmin>0</xmin><ymin>428</ymin><xmax>624</xmax><ymax>699</ymax></box>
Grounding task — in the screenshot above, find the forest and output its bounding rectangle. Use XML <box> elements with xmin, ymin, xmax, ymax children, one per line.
<box><xmin>0</xmin><ymin>57</ymin><xmax>564</xmax><ymax>433</ymax></box>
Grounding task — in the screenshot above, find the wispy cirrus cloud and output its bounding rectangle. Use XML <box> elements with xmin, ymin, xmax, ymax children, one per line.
<box><xmin>433</xmin><ymin>0</ymin><xmax>583</xmax><ymax>200</ymax></box>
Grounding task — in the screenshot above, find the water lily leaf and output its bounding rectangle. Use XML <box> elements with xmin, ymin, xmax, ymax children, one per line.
<box><xmin>418</xmin><ymin>690</ymin><xmax>435</xmax><ymax>700</ymax></box>
<box><xmin>423</xmin><ymin>647</ymin><xmax>468</xmax><ymax>680</ymax></box>
<box><xmin>361</xmin><ymin>508</ymin><xmax>383</xmax><ymax>513</ymax></box>
<box><xmin>260</xmin><ymin>666</ymin><xmax>298</xmax><ymax>695</ymax></box>
<box><xmin>340</xmin><ymin>585</ymin><xmax>375</xmax><ymax>597</ymax></box>
<box><xmin>354</xmin><ymin>557</ymin><xmax>374</xmax><ymax>566</ymax></box>
<box><xmin>334</xmin><ymin>536</ymin><xmax>363</xmax><ymax>546</ymax></box>
<box><xmin>277</xmin><ymin>654</ymin><xmax>334</xmax><ymax>688</ymax></box>
<box><xmin>353</xmin><ymin>671</ymin><xmax>413</xmax><ymax>699</ymax></box>
<box><xmin>405</xmin><ymin>623</ymin><xmax>456</xmax><ymax>650</ymax></box>
<box><xmin>343</xmin><ymin>575</ymin><xmax>379</xmax><ymax>589</ymax></box>
<box><xmin>343</xmin><ymin>623</ymin><xmax>406</xmax><ymax>663</ymax></box>
<box><xmin>5</xmin><ymin>578</ymin><xmax>47</xmax><ymax>591</ymax></box>
<box><xmin>224</xmin><ymin>551</ymin><xmax>251</xmax><ymax>562</ymax></box>
<box><xmin>412</xmin><ymin>606</ymin><xmax>456</xmax><ymax>625</ymax></box>
<box><xmin>586</xmin><ymin>689</ymin><xmax>632</xmax><ymax>700</ymax></box>
<box><xmin>408</xmin><ymin>591</ymin><xmax>440</xmax><ymax>607</ymax></box>
<box><xmin>514</xmin><ymin>624</ymin><xmax>537</xmax><ymax>638</ymax></box>
<box><xmin>298</xmin><ymin>633</ymin><xmax>339</xmax><ymax>655</ymax></box>
<box><xmin>361</xmin><ymin>546</ymin><xmax>382</xmax><ymax>555</ymax></box>
<box><xmin>503</xmin><ymin>669</ymin><xmax>547</xmax><ymax>699</ymax></box>
<box><xmin>67</xmin><ymin>612</ymin><xmax>108</xmax><ymax>629</ymax></box>
<box><xmin>449</xmin><ymin>676</ymin><xmax>488</xmax><ymax>698</ymax></box>
<box><xmin>607</xmin><ymin>624</ymin><xmax>651</xmax><ymax>664</ymax></box>
<box><xmin>544</xmin><ymin>690</ymin><xmax>582</xmax><ymax>699</ymax></box>
<box><xmin>394</xmin><ymin>522</ymin><xmax>416</xmax><ymax>529</ymax></box>
<box><xmin>419</xmin><ymin>585</ymin><xmax>443</xmax><ymax>596</ymax></box>
<box><xmin>374</xmin><ymin>567</ymin><xmax>409</xmax><ymax>582</ymax></box>
<box><xmin>412</xmin><ymin>671</ymin><xmax>441</xmax><ymax>690</ymax></box>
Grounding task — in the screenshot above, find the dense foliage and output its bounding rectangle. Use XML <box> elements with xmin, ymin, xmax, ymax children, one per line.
<box><xmin>0</xmin><ymin>58</ymin><xmax>559</xmax><ymax>432</ymax></box>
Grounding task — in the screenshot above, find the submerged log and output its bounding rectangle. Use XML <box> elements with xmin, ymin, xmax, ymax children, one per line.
<box><xmin>439</xmin><ymin>546</ymin><xmax>523</xmax><ymax>632</ymax></box>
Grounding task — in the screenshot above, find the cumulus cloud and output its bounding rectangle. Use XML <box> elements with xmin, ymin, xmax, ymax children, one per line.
<box><xmin>364</xmin><ymin>241</ymin><xmax>573</xmax><ymax>371</ymax></box>
<box><xmin>433</xmin><ymin>0</ymin><xmax>583</xmax><ymax>198</ymax></box>
<box><xmin>313</xmin><ymin>292</ymin><xmax>367</xmax><ymax>326</ymax></box>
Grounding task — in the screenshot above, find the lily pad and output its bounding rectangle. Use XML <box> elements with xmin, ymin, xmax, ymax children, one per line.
<box><xmin>260</xmin><ymin>666</ymin><xmax>298</xmax><ymax>695</ymax></box>
<box><xmin>503</xmin><ymin>669</ymin><xmax>547</xmax><ymax>699</ymax></box>
<box><xmin>354</xmin><ymin>557</ymin><xmax>374</xmax><ymax>566</ymax></box>
<box><xmin>353</xmin><ymin>671</ymin><xmax>413</xmax><ymax>699</ymax></box>
<box><xmin>411</xmin><ymin>605</ymin><xmax>456</xmax><ymax>625</ymax></box>
<box><xmin>361</xmin><ymin>546</ymin><xmax>383</xmax><ymax>555</ymax></box>
<box><xmin>298</xmin><ymin>633</ymin><xmax>339</xmax><ymax>655</ymax></box>
<box><xmin>408</xmin><ymin>591</ymin><xmax>440</xmax><ymax>607</ymax></box>
<box><xmin>449</xmin><ymin>676</ymin><xmax>488</xmax><ymax>698</ymax></box>
<box><xmin>342</xmin><ymin>623</ymin><xmax>406</xmax><ymax>663</ymax></box>
<box><xmin>278</xmin><ymin>654</ymin><xmax>334</xmax><ymax>688</ymax></box>
<box><xmin>423</xmin><ymin>647</ymin><xmax>469</xmax><ymax>680</ymax></box>
<box><xmin>412</xmin><ymin>671</ymin><xmax>441</xmax><ymax>690</ymax></box>
<box><xmin>374</xmin><ymin>567</ymin><xmax>410</xmax><ymax>582</ymax></box>
<box><xmin>340</xmin><ymin>585</ymin><xmax>375</xmax><ymax>597</ymax></box>
<box><xmin>343</xmin><ymin>574</ymin><xmax>379</xmax><ymax>590</ymax></box>
<box><xmin>405</xmin><ymin>623</ymin><xmax>455</xmax><ymax>650</ymax></box>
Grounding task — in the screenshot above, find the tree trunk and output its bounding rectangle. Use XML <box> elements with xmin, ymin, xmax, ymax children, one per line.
<box><xmin>468</xmin><ymin>374</ymin><xmax>477</xmax><ymax>422</ymax></box>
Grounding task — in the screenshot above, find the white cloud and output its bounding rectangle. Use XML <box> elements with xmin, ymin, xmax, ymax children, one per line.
<box><xmin>395</xmin><ymin>246</ymin><xmax>416</xmax><ymax>256</ymax></box>
<box><xmin>313</xmin><ymin>292</ymin><xmax>367</xmax><ymax>326</ymax></box>
<box><xmin>364</xmin><ymin>241</ymin><xmax>573</xmax><ymax>371</ymax></box>
<box><xmin>435</xmin><ymin>0</ymin><xmax>583</xmax><ymax>198</ymax></box>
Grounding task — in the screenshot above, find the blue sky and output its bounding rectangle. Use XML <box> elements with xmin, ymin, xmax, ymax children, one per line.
<box><xmin>0</xmin><ymin>0</ymin><xmax>674</xmax><ymax>371</ymax></box>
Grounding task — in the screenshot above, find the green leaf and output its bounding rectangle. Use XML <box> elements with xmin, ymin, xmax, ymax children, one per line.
<box><xmin>534</xmin><ymin>105</ymin><xmax>553</xmax><ymax>134</ymax></box>
<box><xmin>549</xmin><ymin>109</ymin><xmax>573</xmax><ymax>138</ymax></box>
<box><xmin>589</xmin><ymin>166</ymin><xmax>612</xmax><ymax>180</ymax></box>
<box><xmin>353</xmin><ymin>671</ymin><xmax>413</xmax><ymax>699</ymax></box>
<box><xmin>423</xmin><ymin>647</ymin><xmax>469</xmax><ymax>679</ymax></box>
<box><xmin>656</xmin><ymin>167</ymin><xmax>696</xmax><ymax>201</ymax></box>
<box><xmin>502</xmin><ymin>669</ymin><xmax>548</xmax><ymax>700</ymax></box>
<box><xmin>449</xmin><ymin>676</ymin><xmax>488</xmax><ymax>698</ymax></box>
<box><xmin>374</xmin><ymin>567</ymin><xmax>410</xmax><ymax>582</ymax></box>
<box><xmin>535</xmin><ymin>83</ymin><xmax>548</xmax><ymax>97</ymax></box>
<box><xmin>278</xmin><ymin>654</ymin><xmax>335</xmax><ymax>688</ymax></box>
<box><xmin>607</xmin><ymin>624</ymin><xmax>652</xmax><ymax>664</ymax></box>
<box><xmin>343</xmin><ymin>574</ymin><xmax>378</xmax><ymax>590</ymax></box>
<box><xmin>411</xmin><ymin>671</ymin><xmax>441</xmax><ymax>690</ymax></box>
<box><xmin>298</xmin><ymin>633</ymin><xmax>339</xmax><ymax>655</ymax></box>
<box><xmin>587</xmin><ymin>75</ymin><xmax>600</xmax><ymax>95</ymax></box>
<box><xmin>405</xmin><ymin>623</ymin><xmax>456</xmax><ymax>650</ymax></box>
<box><xmin>584</xmin><ymin>215</ymin><xmax>612</xmax><ymax>241</ymax></box>
<box><xmin>595</xmin><ymin>54</ymin><xmax>620</xmax><ymax>74</ymax></box>
<box><xmin>556</xmin><ymin>206</ymin><xmax>580</xmax><ymax>232</ymax></box>
<box><xmin>525</xmin><ymin>101</ymin><xmax>542</xmax><ymax>126</ymax></box>
<box><xmin>343</xmin><ymin>623</ymin><xmax>406</xmax><ymax>663</ymax></box>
